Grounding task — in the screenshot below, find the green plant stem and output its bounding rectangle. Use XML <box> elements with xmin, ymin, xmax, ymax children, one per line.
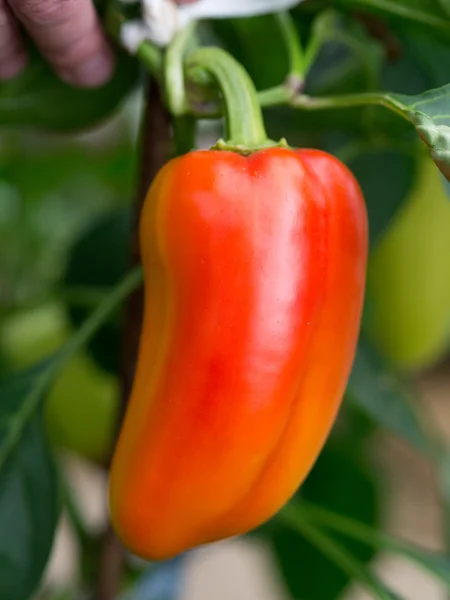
<box><xmin>263</xmin><ymin>89</ymin><xmax>409</xmax><ymax>119</ymax></box>
<box><xmin>257</xmin><ymin>85</ymin><xmax>294</xmax><ymax>106</ymax></box>
<box><xmin>280</xmin><ymin>505</ymin><xmax>395</xmax><ymax>600</ymax></box>
<box><xmin>303</xmin><ymin>26</ymin><xmax>325</xmax><ymax>77</ymax></box>
<box><xmin>137</xmin><ymin>43</ymin><xmax>163</xmax><ymax>77</ymax></box>
<box><xmin>186</xmin><ymin>47</ymin><xmax>269</xmax><ymax>147</ymax></box>
<box><xmin>61</xmin><ymin>286</ymin><xmax>113</xmax><ymax>307</ymax></box>
<box><xmin>164</xmin><ymin>23</ymin><xmax>198</xmax><ymax>154</ymax></box>
<box><xmin>56</xmin><ymin>268</ymin><xmax>143</xmax><ymax>368</ymax></box>
<box><xmin>173</xmin><ymin>115</ymin><xmax>197</xmax><ymax>155</ymax></box>
<box><xmin>0</xmin><ymin>286</ymin><xmax>108</xmax><ymax>318</ymax></box>
<box><xmin>276</xmin><ymin>12</ymin><xmax>305</xmax><ymax>87</ymax></box>
<box><xmin>295</xmin><ymin>501</ymin><xmax>450</xmax><ymax>587</ymax></box>
<box><xmin>165</xmin><ymin>22</ymin><xmax>197</xmax><ymax>115</ymax></box>
<box><xmin>300</xmin><ymin>502</ymin><xmax>415</xmax><ymax>551</ymax></box>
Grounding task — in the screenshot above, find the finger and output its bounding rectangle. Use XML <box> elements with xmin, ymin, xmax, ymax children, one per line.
<box><xmin>10</xmin><ymin>0</ymin><xmax>114</xmax><ymax>87</ymax></box>
<box><xmin>0</xmin><ymin>0</ymin><xmax>27</xmax><ymax>80</ymax></box>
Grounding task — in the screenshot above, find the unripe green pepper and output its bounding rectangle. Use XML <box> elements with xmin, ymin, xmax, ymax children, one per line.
<box><xmin>367</xmin><ymin>155</ymin><xmax>450</xmax><ymax>370</ymax></box>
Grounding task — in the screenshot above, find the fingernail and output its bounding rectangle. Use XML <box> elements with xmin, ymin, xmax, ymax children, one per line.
<box><xmin>60</xmin><ymin>48</ymin><xmax>114</xmax><ymax>88</ymax></box>
<box><xmin>0</xmin><ymin>53</ymin><xmax>27</xmax><ymax>80</ymax></box>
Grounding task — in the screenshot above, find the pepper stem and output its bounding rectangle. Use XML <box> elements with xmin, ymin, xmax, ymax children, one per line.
<box><xmin>185</xmin><ymin>47</ymin><xmax>271</xmax><ymax>149</ymax></box>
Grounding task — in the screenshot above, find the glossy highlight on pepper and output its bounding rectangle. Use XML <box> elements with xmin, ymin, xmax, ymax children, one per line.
<box><xmin>109</xmin><ymin>147</ymin><xmax>368</xmax><ymax>561</ymax></box>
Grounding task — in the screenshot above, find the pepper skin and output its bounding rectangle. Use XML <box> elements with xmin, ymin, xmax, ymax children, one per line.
<box><xmin>109</xmin><ymin>147</ymin><xmax>368</xmax><ymax>560</ymax></box>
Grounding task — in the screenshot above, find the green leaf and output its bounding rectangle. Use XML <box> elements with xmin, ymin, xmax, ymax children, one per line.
<box><xmin>269</xmin><ymin>445</ymin><xmax>379</xmax><ymax>599</ymax></box>
<box><xmin>335</xmin><ymin>0</ymin><xmax>450</xmax><ymax>34</ymax></box>
<box><xmin>383</xmin><ymin>85</ymin><xmax>450</xmax><ymax>130</ymax></box>
<box><xmin>348</xmin><ymin>148</ymin><xmax>416</xmax><ymax>246</ymax></box>
<box><xmin>353</xmin><ymin>85</ymin><xmax>450</xmax><ymax>182</ymax></box>
<box><xmin>0</xmin><ymin>360</ymin><xmax>61</xmax><ymax>600</ymax></box>
<box><xmin>409</xmin><ymin>111</ymin><xmax>450</xmax><ymax>182</ymax></box>
<box><xmin>291</xmin><ymin>83</ymin><xmax>450</xmax><ymax>181</ymax></box>
<box><xmin>347</xmin><ymin>342</ymin><xmax>432</xmax><ymax>455</ymax></box>
<box><xmin>0</xmin><ymin>49</ymin><xmax>139</xmax><ymax>131</ymax></box>
<box><xmin>64</xmin><ymin>209</ymin><xmax>132</xmax><ymax>375</ymax></box>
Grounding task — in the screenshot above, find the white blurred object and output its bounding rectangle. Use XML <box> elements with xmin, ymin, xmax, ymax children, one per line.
<box><xmin>120</xmin><ymin>0</ymin><xmax>303</xmax><ymax>50</ymax></box>
<box><xmin>177</xmin><ymin>0</ymin><xmax>302</xmax><ymax>21</ymax></box>
<box><xmin>121</xmin><ymin>0</ymin><xmax>179</xmax><ymax>50</ymax></box>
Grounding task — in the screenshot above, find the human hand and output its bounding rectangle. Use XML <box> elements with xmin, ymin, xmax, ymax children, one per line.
<box><xmin>0</xmin><ymin>0</ymin><xmax>199</xmax><ymax>87</ymax></box>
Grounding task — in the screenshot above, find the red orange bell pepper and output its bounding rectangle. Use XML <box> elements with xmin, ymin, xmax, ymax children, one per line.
<box><xmin>109</xmin><ymin>145</ymin><xmax>368</xmax><ymax>560</ymax></box>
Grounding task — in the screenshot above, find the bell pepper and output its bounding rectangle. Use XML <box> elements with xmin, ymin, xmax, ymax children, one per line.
<box><xmin>367</xmin><ymin>152</ymin><xmax>450</xmax><ymax>370</ymax></box>
<box><xmin>109</xmin><ymin>47</ymin><xmax>368</xmax><ymax>561</ymax></box>
<box><xmin>109</xmin><ymin>145</ymin><xmax>368</xmax><ymax>560</ymax></box>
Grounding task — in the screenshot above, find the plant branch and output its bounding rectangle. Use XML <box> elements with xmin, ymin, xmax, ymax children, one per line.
<box><xmin>121</xmin><ymin>79</ymin><xmax>171</xmax><ymax>407</ymax></box>
<box><xmin>290</xmin><ymin>91</ymin><xmax>408</xmax><ymax>118</ymax></box>
<box><xmin>188</xmin><ymin>84</ymin><xmax>410</xmax><ymax>123</ymax></box>
<box><xmin>96</xmin><ymin>79</ymin><xmax>171</xmax><ymax>600</ymax></box>
<box><xmin>258</xmin><ymin>87</ymin><xmax>409</xmax><ymax>119</ymax></box>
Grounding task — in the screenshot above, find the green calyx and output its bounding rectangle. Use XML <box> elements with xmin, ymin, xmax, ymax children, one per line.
<box><xmin>211</xmin><ymin>137</ymin><xmax>290</xmax><ymax>155</ymax></box>
<box><xmin>185</xmin><ymin>47</ymin><xmax>274</xmax><ymax>150</ymax></box>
